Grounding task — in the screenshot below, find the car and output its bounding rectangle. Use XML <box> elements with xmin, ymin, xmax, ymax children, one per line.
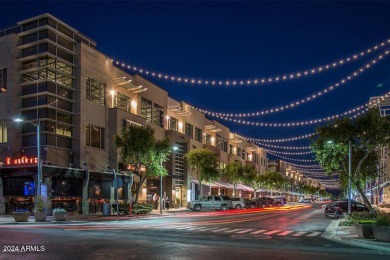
<box><xmin>271</xmin><ymin>196</ymin><xmax>287</xmax><ymax>206</ymax></box>
<box><xmin>324</xmin><ymin>201</ymin><xmax>369</xmax><ymax>218</ymax></box>
<box><xmin>187</xmin><ymin>195</ymin><xmax>233</xmax><ymax>211</ymax></box>
<box><xmin>252</xmin><ymin>197</ymin><xmax>275</xmax><ymax>208</ymax></box>
<box><xmin>299</xmin><ymin>198</ymin><xmax>312</xmax><ymax>204</ymax></box>
<box><xmin>231</xmin><ymin>197</ymin><xmax>246</xmax><ymax>209</ymax></box>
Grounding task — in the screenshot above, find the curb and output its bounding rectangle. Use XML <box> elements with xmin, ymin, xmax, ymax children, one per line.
<box><xmin>321</xmin><ymin>219</ymin><xmax>390</xmax><ymax>254</ymax></box>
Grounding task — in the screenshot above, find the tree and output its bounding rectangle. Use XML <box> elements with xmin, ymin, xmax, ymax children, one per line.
<box><xmin>310</xmin><ymin>108</ymin><xmax>390</xmax><ymax>213</ymax></box>
<box><xmin>221</xmin><ymin>161</ymin><xmax>245</xmax><ymax>197</ymax></box>
<box><xmin>114</xmin><ymin>125</ymin><xmax>172</xmax><ymax>203</ymax></box>
<box><xmin>260</xmin><ymin>171</ymin><xmax>285</xmax><ymax>195</ymax></box>
<box><xmin>242</xmin><ymin>165</ymin><xmax>262</xmax><ymax>199</ymax></box>
<box><xmin>184</xmin><ymin>149</ymin><xmax>219</xmax><ymax>197</ymax></box>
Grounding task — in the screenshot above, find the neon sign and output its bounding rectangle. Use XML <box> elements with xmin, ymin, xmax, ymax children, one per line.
<box><xmin>5</xmin><ymin>156</ymin><xmax>38</xmax><ymax>165</ymax></box>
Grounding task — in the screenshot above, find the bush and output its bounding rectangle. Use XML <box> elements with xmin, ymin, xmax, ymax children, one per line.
<box><xmin>34</xmin><ymin>195</ymin><xmax>50</xmax><ymax>212</ymax></box>
<box><xmin>113</xmin><ymin>203</ymin><xmax>152</xmax><ymax>215</ymax></box>
<box><xmin>341</xmin><ymin>212</ymin><xmax>377</xmax><ymax>226</ymax></box>
<box><xmin>14</xmin><ymin>208</ymin><xmax>29</xmax><ymax>213</ymax></box>
<box><xmin>52</xmin><ymin>208</ymin><xmax>67</xmax><ymax>214</ymax></box>
<box><xmin>376</xmin><ymin>213</ymin><xmax>390</xmax><ymax>227</ymax></box>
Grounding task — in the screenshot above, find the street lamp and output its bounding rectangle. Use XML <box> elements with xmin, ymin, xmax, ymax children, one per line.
<box><xmin>15</xmin><ymin>118</ymin><xmax>42</xmax><ymax>196</ymax></box>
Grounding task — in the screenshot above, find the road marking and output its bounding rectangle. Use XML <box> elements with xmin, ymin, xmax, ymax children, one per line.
<box><xmin>263</xmin><ymin>230</ymin><xmax>281</xmax><ymax>235</ymax></box>
<box><xmin>277</xmin><ymin>230</ymin><xmax>294</xmax><ymax>236</ymax></box>
<box><xmin>296</xmin><ymin>210</ymin><xmax>321</xmax><ymax>220</ymax></box>
<box><xmin>250</xmin><ymin>229</ymin><xmax>267</xmax><ymax>234</ymax></box>
<box><xmin>175</xmin><ymin>226</ymin><xmax>195</xmax><ymax>230</ymax></box>
<box><xmin>197</xmin><ymin>227</ymin><xmax>216</xmax><ymax>231</ymax></box>
<box><xmin>225</xmin><ymin>229</ymin><xmax>243</xmax><ymax>233</ymax></box>
<box><xmin>307</xmin><ymin>231</ymin><xmax>321</xmax><ymax>237</ymax></box>
<box><xmin>236</xmin><ymin>229</ymin><xmax>255</xmax><ymax>234</ymax></box>
<box><xmin>292</xmin><ymin>231</ymin><xmax>307</xmax><ymax>237</ymax></box>
<box><xmin>212</xmin><ymin>228</ymin><xmax>230</xmax><ymax>232</ymax></box>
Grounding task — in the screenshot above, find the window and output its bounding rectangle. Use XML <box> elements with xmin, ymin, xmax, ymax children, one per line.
<box><xmin>242</xmin><ymin>151</ymin><xmax>246</xmax><ymax>160</ymax></box>
<box><xmin>216</xmin><ymin>134</ymin><xmax>227</xmax><ymax>152</ymax></box>
<box><xmin>0</xmin><ymin>68</ymin><xmax>7</xmax><ymax>92</ymax></box>
<box><xmin>205</xmin><ymin>133</ymin><xmax>211</xmax><ymax>145</ymax></box>
<box><xmin>229</xmin><ymin>144</ymin><xmax>233</xmax><ymax>154</ymax></box>
<box><xmin>115</xmin><ymin>92</ymin><xmax>130</xmax><ymax>112</ymax></box>
<box><xmin>86</xmin><ymin>77</ymin><xmax>105</xmax><ymax>106</ymax></box>
<box><xmin>237</xmin><ymin>147</ymin><xmax>242</xmax><ymax>156</ymax></box>
<box><xmin>169</xmin><ymin>117</ymin><xmax>178</xmax><ymax>131</ymax></box>
<box><xmin>86</xmin><ymin>123</ymin><xmax>105</xmax><ymax>149</ymax></box>
<box><xmin>0</xmin><ymin>119</ymin><xmax>7</xmax><ymax>143</ymax></box>
<box><xmin>140</xmin><ymin>97</ymin><xmax>152</xmax><ymax>123</ymax></box>
<box><xmin>153</xmin><ymin>103</ymin><xmax>164</xmax><ymax>127</ymax></box>
<box><xmin>185</xmin><ymin>123</ymin><xmax>193</xmax><ymax>138</ymax></box>
<box><xmin>195</xmin><ymin>127</ymin><xmax>202</xmax><ymax>142</ymax></box>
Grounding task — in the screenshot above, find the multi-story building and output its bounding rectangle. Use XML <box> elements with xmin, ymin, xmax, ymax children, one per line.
<box><xmin>0</xmin><ymin>13</ymin><xmax>267</xmax><ymax>215</ymax></box>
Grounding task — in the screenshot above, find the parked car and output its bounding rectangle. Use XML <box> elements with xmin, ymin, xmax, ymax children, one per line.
<box><xmin>252</xmin><ymin>197</ymin><xmax>275</xmax><ymax>208</ymax></box>
<box><xmin>187</xmin><ymin>195</ymin><xmax>233</xmax><ymax>211</ymax></box>
<box><xmin>231</xmin><ymin>197</ymin><xmax>246</xmax><ymax>209</ymax></box>
<box><xmin>299</xmin><ymin>198</ymin><xmax>312</xmax><ymax>204</ymax></box>
<box><xmin>271</xmin><ymin>196</ymin><xmax>287</xmax><ymax>206</ymax></box>
<box><xmin>324</xmin><ymin>201</ymin><xmax>369</xmax><ymax>218</ymax></box>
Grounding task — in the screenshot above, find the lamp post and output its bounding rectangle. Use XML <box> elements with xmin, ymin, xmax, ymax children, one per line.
<box><xmin>348</xmin><ymin>140</ymin><xmax>352</xmax><ymax>214</ymax></box>
<box><xmin>15</xmin><ymin>118</ymin><xmax>41</xmax><ymax>196</ymax></box>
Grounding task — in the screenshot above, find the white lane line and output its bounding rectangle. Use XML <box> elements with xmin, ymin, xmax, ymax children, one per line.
<box><xmin>175</xmin><ymin>226</ymin><xmax>195</xmax><ymax>230</ymax></box>
<box><xmin>250</xmin><ymin>230</ymin><xmax>267</xmax><ymax>234</ymax></box>
<box><xmin>263</xmin><ymin>230</ymin><xmax>281</xmax><ymax>235</ymax></box>
<box><xmin>296</xmin><ymin>210</ymin><xmax>321</xmax><ymax>220</ymax></box>
<box><xmin>225</xmin><ymin>229</ymin><xmax>243</xmax><ymax>233</ymax></box>
<box><xmin>292</xmin><ymin>231</ymin><xmax>307</xmax><ymax>237</ymax></box>
<box><xmin>236</xmin><ymin>229</ymin><xmax>255</xmax><ymax>234</ymax></box>
<box><xmin>212</xmin><ymin>228</ymin><xmax>230</xmax><ymax>232</ymax></box>
<box><xmin>197</xmin><ymin>227</ymin><xmax>216</xmax><ymax>231</ymax></box>
<box><xmin>307</xmin><ymin>231</ymin><xmax>322</xmax><ymax>237</ymax></box>
<box><xmin>277</xmin><ymin>231</ymin><xmax>294</xmax><ymax>236</ymax></box>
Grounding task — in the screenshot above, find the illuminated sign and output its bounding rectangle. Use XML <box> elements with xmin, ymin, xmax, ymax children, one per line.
<box><xmin>5</xmin><ymin>156</ymin><xmax>38</xmax><ymax>165</ymax></box>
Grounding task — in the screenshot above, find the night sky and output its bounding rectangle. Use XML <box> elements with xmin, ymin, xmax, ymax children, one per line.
<box><xmin>2</xmin><ymin>1</ymin><xmax>390</xmax><ymax>189</ymax></box>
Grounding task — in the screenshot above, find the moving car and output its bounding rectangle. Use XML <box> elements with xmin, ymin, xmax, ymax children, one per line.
<box><xmin>324</xmin><ymin>200</ymin><xmax>369</xmax><ymax>218</ymax></box>
<box><xmin>299</xmin><ymin>198</ymin><xmax>312</xmax><ymax>204</ymax></box>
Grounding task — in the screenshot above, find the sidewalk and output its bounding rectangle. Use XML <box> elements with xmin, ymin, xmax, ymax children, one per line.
<box><xmin>0</xmin><ymin>207</ymin><xmax>190</xmax><ymax>225</ymax></box>
<box><xmin>322</xmin><ymin>219</ymin><xmax>390</xmax><ymax>254</ymax></box>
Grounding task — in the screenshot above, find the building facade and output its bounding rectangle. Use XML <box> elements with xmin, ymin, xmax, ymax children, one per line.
<box><xmin>0</xmin><ymin>14</ymin><xmax>268</xmax><ymax>214</ymax></box>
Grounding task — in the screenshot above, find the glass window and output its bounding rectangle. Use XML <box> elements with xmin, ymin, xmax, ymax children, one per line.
<box><xmin>169</xmin><ymin>117</ymin><xmax>178</xmax><ymax>131</ymax></box>
<box><xmin>86</xmin><ymin>123</ymin><xmax>105</xmax><ymax>149</ymax></box>
<box><xmin>153</xmin><ymin>103</ymin><xmax>164</xmax><ymax>127</ymax></box>
<box><xmin>57</xmin><ymin>48</ymin><xmax>73</xmax><ymax>63</ymax></box>
<box><xmin>216</xmin><ymin>134</ymin><xmax>227</xmax><ymax>152</ymax></box>
<box><xmin>22</xmin><ymin>59</ymin><xmax>38</xmax><ymax>70</ymax></box>
<box><xmin>114</xmin><ymin>92</ymin><xmax>130</xmax><ymax>112</ymax></box>
<box><xmin>0</xmin><ymin>68</ymin><xmax>7</xmax><ymax>92</ymax></box>
<box><xmin>21</xmin><ymin>46</ymin><xmax>37</xmax><ymax>58</ymax></box>
<box><xmin>205</xmin><ymin>133</ymin><xmax>211</xmax><ymax>145</ymax></box>
<box><xmin>57</xmin><ymin>61</ymin><xmax>73</xmax><ymax>75</ymax></box>
<box><xmin>22</xmin><ymin>21</ymin><xmax>38</xmax><ymax>32</ymax></box>
<box><xmin>21</xmin><ymin>32</ymin><xmax>38</xmax><ymax>45</ymax></box>
<box><xmin>237</xmin><ymin>147</ymin><xmax>241</xmax><ymax>156</ymax></box>
<box><xmin>0</xmin><ymin>119</ymin><xmax>7</xmax><ymax>143</ymax></box>
<box><xmin>58</xmin><ymin>24</ymin><xmax>73</xmax><ymax>39</ymax></box>
<box><xmin>229</xmin><ymin>144</ymin><xmax>233</xmax><ymax>154</ymax></box>
<box><xmin>57</xmin><ymin>36</ymin><xmax>73</xmax><ymax>51</ymax></box>
<box><xmin>56</xmin><ymin>123</ymin><xmax>72</xmax><ymax>137</ymax></box>
<box><xmin>242</xmin><ymin>151</ymin><xmax>246</xmax><ymax>160</ymax></box>
<box><xmin>140</xmin><ymin>97</ymin><xmax>152</xmax><ymax>123</ymax></box>
<box><xmin>195</xmin><ymin>127</ymin><xmax>202</xmax><ymax>142</ymax></box>
<box><xmin>185</xmin><ymin>123</ymin><xmax>193</xmax><ymax>139</ymax></box>
<box><xmin>86</xmin><ymin>77</ymin><xmax>105</xmax><ymax>106</ymax></box>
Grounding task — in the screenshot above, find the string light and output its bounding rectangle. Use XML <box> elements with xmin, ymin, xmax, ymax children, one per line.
<box><xmin>264</xmin><ymin>149</ymin><xmax>314</xmax><ymax>155</ymax></box>
<box><xmin>255</xmin><ymin>133</ymin><xmax>315</xmax><ymax>143</ymax></box>
<box><xmin>110</xmin><ymin>38</ymin><xmax>390</xmax><ymax>87</ymax></box>
<box><xmin>192</xmin><ymin>50</ymin><xmax>389</xmax><ymax>117</ymax></box>
<box><xmin>212</xmin><ymin>105</ymin><xmax>369</xmax><ymax>127</ymax></box>
<box><xmin>267</xmin><ymin>150</ymin><xmax>316</xmax><ymax>162</ymax></box>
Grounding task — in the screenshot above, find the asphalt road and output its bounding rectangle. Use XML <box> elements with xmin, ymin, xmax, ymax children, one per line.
<box><xmin>0</xmin><ymin>204</ymin><xmax>388</xmax><ymax>259</ymax></box>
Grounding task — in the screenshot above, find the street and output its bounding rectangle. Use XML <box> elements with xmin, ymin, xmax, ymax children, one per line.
<box><xmin>0</xmin><ymin>204</ymin><xmax>388</xmax><ymax>259</ymax></box>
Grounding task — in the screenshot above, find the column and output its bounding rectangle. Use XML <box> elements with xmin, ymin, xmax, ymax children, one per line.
<box><xmin>110</xmin><ymin>183</ymin><xmax>115</xmax><ymax>215</ymax></box>
<box><xmin>44</xmin><ymin>177</ymin><xmax>52</xmax><ymax>213</ymax></box>
<box><xmin>82</xmin><ymin>169</ymin><xmax>89</xmax><ymax>215</ymax></box>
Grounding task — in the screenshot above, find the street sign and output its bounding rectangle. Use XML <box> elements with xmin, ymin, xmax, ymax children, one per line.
<box><xmin>113</xmin><ymin>177</ymin><xmax>123</xmax><ymax>189</ymax></box>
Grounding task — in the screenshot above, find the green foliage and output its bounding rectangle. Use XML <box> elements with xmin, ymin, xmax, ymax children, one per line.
<box><xmin>34</xmin><ymin>195</ymin><xmax>50</xmax><ymax>212</ymax></box>
<box><xmin>185</xmin><ymin>149</ymin><xmax>219</xmax><ymax>196</ymax></box>
<box><xmin>114</xmin><ymin>124</ymin><xmax>172</xmax><ymax>203</ymax></box>
<box><xmin>310</xmin><ymin>108</ymin><xmax>390</xmax><ymax>212</ymax></box>
<box><xmin>115</xmin><ymin>203</ymin><xmax>152</xmax><ymax>215</ymax></box>
<box><xmin>52</xmin><ymin>208</ymin><xmax>67</xmax><ymax>214</ymax></box>
<box><xmin>221</xmin><ymin>161</ymin><xmax>245</xmax><ymax>195</ymax></box>
<box><xmin>376</xmin><ymin>213</ymin><xmax>390</xmax><ymax>227</ymax></box>
<box><xmin>341</xmin><ymin>212</ymin><xmax>377</xmax><ymax>226</ymax></box>
<box><xmin>242</xmin><ymin>165</ymin><xmax>262</xmax><ymax>197</ymax></box>
<box><xmin>259</xmin><ymin>171</ymin><xmax>286</xmax><ymax>191</ymax></box>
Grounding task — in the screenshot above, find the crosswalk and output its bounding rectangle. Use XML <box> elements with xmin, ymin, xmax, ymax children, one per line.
<box><xmin>150</xmin><ymin>224</ymin><xmax>322</xmax><ymax>237</ymax></box>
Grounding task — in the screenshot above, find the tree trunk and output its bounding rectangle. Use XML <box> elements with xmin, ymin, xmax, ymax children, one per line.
<box><xmin>353</xmin><ymin>179</ymin><xmax>375</xmax><ymax>213</ymax></box>
<box><xmin>134</xmin><ymin>172</ymin><xmax>147</xmax><ymax>204</ymax></box>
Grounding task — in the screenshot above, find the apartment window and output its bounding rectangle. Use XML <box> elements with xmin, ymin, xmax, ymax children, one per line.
<box><xmin>86</xmin><ymin>123</ymin><xmax>105</xmax><ymax>149</ymax></box>
<box><xmin>195</xmin><ymin>127</ymin><xmax>202</xmax><ymax>142</ymax></box>
<box><xmin>229</xmin><ymin>144</ymin><xmax>233</xmax><ymax>154</ymax></box>
<box><xmin>86</xmin><ymin>77</ymin><xmax>105</xmax><ymax>106</ymax></box>
<box><xmin>205</xmin><ymin>133</ymin><xmax>211</xmax><ymax>145</ymax></box>
<box><xmin>153</xmin><ymin>103</ymin><xmax>164</xmax><ymax>127</ymax></box>
<box><xmin>140</xmin><ymin>97</ymin><xmax>152</xmax><ymax>123</ymax></box>
<box><xmin>0</xmin><ymin>68</ymin><xmax>7</xmax><ymax>92</ymax></box>
<box><xmin>237</xmin><ymin>147</ymin><xmax>242</xmax><ymax>156</ymax></box>
<box><xmin>169</xmin><ymin>117</ymin><xmax>178</xmax><ymax>131</ymax></box>
<box><xmin>115</xmin><ymin>92</ymin><xmax>130</xmax><ymax>112</ymax></box>
<box><xmin>0</xmin><ymin>119</ymin><xmax>7</xmax><ymax>143</ymax></box>
<box><xmin>185</xmin><ymin>123</ymin><xmax>193</xmax><ymax>138</ymax></box>
<box><xmin>242</xmin><ymin>151</ymin><xmax>246</xmax><ymax>160</ymax></box>
<box><xmin>216</xmin><ymin>134</ymin><xmax>227</xmax><ymax>152</ymax></box>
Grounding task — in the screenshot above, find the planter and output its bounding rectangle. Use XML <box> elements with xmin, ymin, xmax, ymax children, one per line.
<box><xmin>34</xmin><ymin>212</ymin><xmax>47</xmax><ymax>222</ymax></box>
<box><xmin>13</xmin><ymin>212</ymin><xmax>30</xmax><ymax>222</ymax></box>
<box><xmin>355</xmin><ymin>224</ymin><xmax>374</xmax><ymax>239</ymax></box>
<box><xmin>373</xmin><ymin>226</ymin><xmax>390</xmax><ymax>242</ymax></box>
<box><xmin>53</xmin><ymin>212</ymin><xmax>67</xmax><ymax>221</ymax></box>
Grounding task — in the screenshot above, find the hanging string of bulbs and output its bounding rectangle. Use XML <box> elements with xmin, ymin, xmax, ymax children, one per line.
<box><xmin>266</xmin><ymin>150</ymin><xmax>316</xmax><ymax>162</ymax></box>
<box><xmin>111</xmin><ymin>38</ymin><xmax>390</xmax><ymax>87</ymax></box>
<box><xmin>191</xmin><ymin>50</ymin><xmax>388</xmax><ymax>118</ymax></box>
